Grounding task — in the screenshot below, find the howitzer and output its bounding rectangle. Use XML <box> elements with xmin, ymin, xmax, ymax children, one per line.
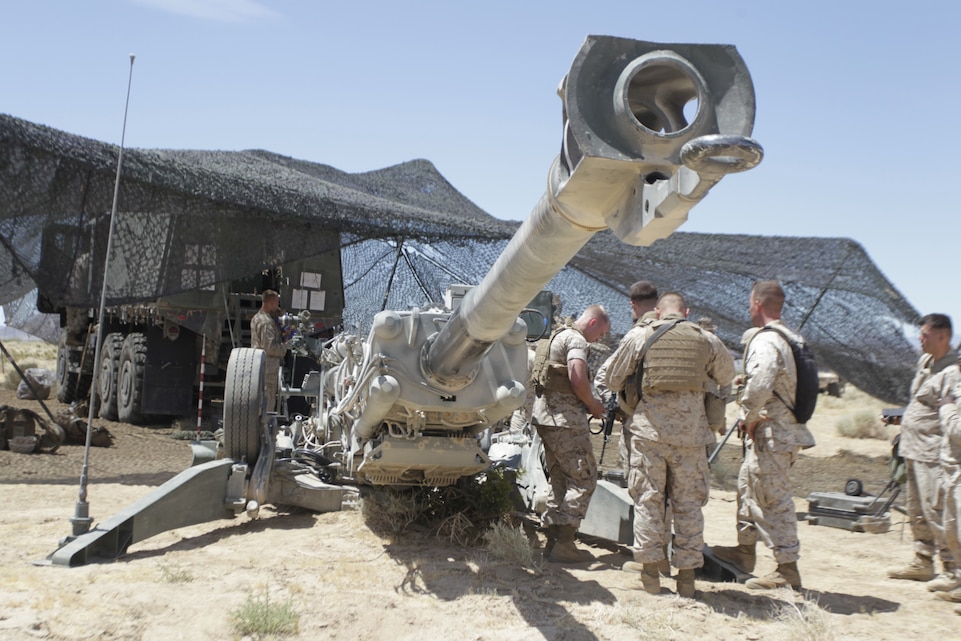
<box><xmin>44</xmin><ymin>35</ymin><xmax>763</xmax><ymax>566</ymax></box>
<box><xmin>598</xmin><ymin>394</ymin><xmax>620</xmax><ymax>465</ymax></box>
<box><xmin>294</xmin><ymin>35</ymin><xmax>763</xmax><ymax>488</ymax></box>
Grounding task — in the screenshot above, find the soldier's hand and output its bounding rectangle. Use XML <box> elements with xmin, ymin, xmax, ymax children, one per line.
<box><xmin>588</xmin><ymin>399</ymin><xmax>605</xmax><ymax>420</ymax></box>
<box><xmin>744</xmin><ymin>418</ymin><xmax>769</xmax><ymax>440</ymax></box>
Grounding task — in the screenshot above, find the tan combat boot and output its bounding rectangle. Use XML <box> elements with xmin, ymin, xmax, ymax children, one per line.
<box><xmin>936</xmin><ymin>588</ymin><xmax>961</xmax><ymax>603</ymax></box>
<box><xmin>927</xmin><ymin>562</ymin><xmax>960</xmax><ymax>592</ymax></box>
<box><xmin>887</xmin><ymin>553</ymin><xmax>935</xmax><ymax>581</ymax></box>
<box><xmin>547</xmin><ymin>525</ymin><xmax>592</xmax><ymax>564</ymax></box>
<box><xmin>622</xmin><ymin>560</ymin><xmax>644</xmax><ymax>573</ymax></box>
<box><xmin>640</xmin><ymin>562</ymin><xmax>661</xmax><ymax>595</ymax></box>
<box><xmin>711</xmin><ymin>543</ymin><xmax>756</xmax><ymax>573</ymax></box>
<box><xmin>676</xmin><ymin>568</ymin><xmax>696</xmax><ymax>598</ymax></box>
<box><xmin>659</xmin><ymin>543</ymin><xmax>672</xmax><ymax>577</ymax></box>
<box><xmin>543</xmin><ymin>524</ymin><xmax>558</xmax><ymax>558</ymax></box>
<box><xmin>623</xmin><ymin>547</ymin><xmax>671</xmax><ymax>577</ymax></box>
<box><xmin>745</xmin><ymin>562</ymin><xmax>802</xmax><ymax>590</ymax></box>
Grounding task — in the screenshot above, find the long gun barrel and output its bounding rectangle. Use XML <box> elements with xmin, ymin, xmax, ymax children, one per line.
<box><xmin>424</xmin><ymin>36</ymin><xmax>762</xmax><ymax>389</ymax></box>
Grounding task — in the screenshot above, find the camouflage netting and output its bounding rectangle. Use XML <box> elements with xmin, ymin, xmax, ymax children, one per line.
<box><xmin>0</xmin><ymin>113</ymin><xmax>920</xmax><ymax>404</ymax></box>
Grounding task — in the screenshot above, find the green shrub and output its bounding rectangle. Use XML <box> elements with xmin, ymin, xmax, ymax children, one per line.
<box><xmin>157</xmin><ymin>563</ymin><xmax>193</xmax><ymax>584</ymax></box>
<box><xmin>835</xmin><ymin>409</ymin><xmax>886</xmax><ymax>440</ymax></box>
<box><xmin>482</xmin><ymin>520</ymin><xmax>538</xmax><ymax>568</ymax></box>
<box><xmin>229</xmin><ymin>588</ymin><xmax>299</xmax><ymax>637</ymax></box>
<box><xmin>361</xmin><ymin>468</ymin><xmax>518</xmax><ymax>545</ymax></box>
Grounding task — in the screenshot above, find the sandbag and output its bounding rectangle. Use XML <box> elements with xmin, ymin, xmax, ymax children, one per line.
<box><xmin>16</xmin><ymin>367</ymin><xmax>54</xmax><ymax>400</ymax></box>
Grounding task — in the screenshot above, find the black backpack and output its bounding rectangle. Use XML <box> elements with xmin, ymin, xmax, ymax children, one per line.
<box><xmin>754</xmin><ymin>326</ymin><xmax>819</xmax><ymax>424</ymax></box>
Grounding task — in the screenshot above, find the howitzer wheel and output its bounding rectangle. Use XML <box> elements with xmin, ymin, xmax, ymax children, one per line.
<box><xmin>223</xmin><ymin>347</ymin><xmax>266</xmax><ymax>464</ymax></box>
<box><xmin>117</xmin><ymin>332</ymin><xmax>147</xmax><ymax>424</ymax></box>
<box><xmin>96</xmin><ymin>332</ymin><xmax>124</xmax><ymax>420</ymax></box>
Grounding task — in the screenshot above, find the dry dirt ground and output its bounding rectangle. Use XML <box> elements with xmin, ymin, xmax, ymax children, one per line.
<box><xmin>0</xmin><ymin>372</ymin><xmax>958</xmax><ymax>640</ymax></box>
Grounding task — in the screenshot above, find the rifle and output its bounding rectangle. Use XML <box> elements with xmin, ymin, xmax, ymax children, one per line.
<box><xmin>599</xmin><ymin>394</ymin><xmax>620</xmax><ymax>465</ymax></box>
<box><xmin>707</xmin><ymin>419</ymin><xmax>743</xmax><ymax>466</ymax></box>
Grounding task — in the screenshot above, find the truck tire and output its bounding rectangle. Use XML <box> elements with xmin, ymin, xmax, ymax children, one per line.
<box><xmin>56</xmin><ymin>331</ymin><xmax>81</xmax><ymax>403</ymax></box>
<box><xmin>97</xmin><ymin>332</ymin><xmax>124</xmax><ymax>420</ymax></box>
<box><xmin>118</xmin><ymin>332</ymin><xmax>148</xmax><ymax>424</ymax></box>
<box><xmin>223</xmin><ymin>347</ymin><xmax>266</xmax><ymax>464</ymax></box>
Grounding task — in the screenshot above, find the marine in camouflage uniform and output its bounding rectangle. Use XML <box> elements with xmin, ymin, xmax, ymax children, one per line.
<box><xmin>888</xmin><ymin>313</ymin><xmax>960</xmax><ymax>589</ymax></box>
<box><xmin>532</xmin><ymin>305</ymin><xmax>610</xmax><ymax>563</ymax></box>
<box><xmin>250</xmin><ymin>289</ymin><xmax>288</xmax><ymax>413</ymax></box>
<box><xmin>934</xmin><ymin>355</ymin><xmax>961</xmax><ymax>609</ymax></box>
<box><xmin>711</xmin><ymin>280</ymin><xmax>815</xmax><ymax>591</ymax></box>
<box><xmin>605</xmin><ymin>292</ymin><xmax>734</xmax><ymax>598</ymax></box>
<box><xmin>594</xmin><ymin>281</ymin><xmax>659</xmax><ymax>476</ymax></box>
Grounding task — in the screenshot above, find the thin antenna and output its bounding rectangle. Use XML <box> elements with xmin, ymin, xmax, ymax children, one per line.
<box><xmin>70</xmin><ymin>53</ymin><xmax>136</xmax><ymax>537</ymax></box>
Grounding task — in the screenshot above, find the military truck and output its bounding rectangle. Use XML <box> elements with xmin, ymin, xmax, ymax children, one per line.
<box><xmin>39</xmin><ymin>221</ymin><xmax>345</xmax><ymax>424</ymax></box>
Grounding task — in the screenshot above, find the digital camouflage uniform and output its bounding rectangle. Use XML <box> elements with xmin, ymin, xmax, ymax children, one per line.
<box><xmin>250</xmin><ymin>309</ymin><xmax>287</xmax><ymax>412</ymax></box>
<box><xmin>734</xmin><ymin>320</ymin><xmax>815</xmax><ymax>565</ymax></box>
<box><xmin>605</xmin><ymin>312</ymin><xmax>735</xmax><ymax>570</ymax></box>
<box><xmin>532</xmin><ymin>327</ymin><xmax>596</xmax><ymax>528</ymax></box>
<box><xmin>900</xmin><ymin>351</ymin><xmax>960</xmax><ymax>564</ymax></box>
<box><xmin>938</xmin><ymin>375</ymin><xmax>961</xmax><ymax>576</ymax></box>
<box><xmin>594</xmin><ymin>310</ymin><xmax>658</xmax><ymax>475</ymax></box>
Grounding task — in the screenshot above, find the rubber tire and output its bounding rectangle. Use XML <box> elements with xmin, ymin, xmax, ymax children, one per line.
<box><xmin>118</xmin><ymin>333</ymin><xmax>148</xmax><ymax>424</ymax></box>
<box><xmin>223</xmin><ymin>347</ymin><xmax>266</xmax><ymax>464</ymax></box>
<box><xmin>844</xmin><ymin>478</ymin><xmax>864</xmax><ymax>497</ymax></box>
<box><xmin>56</xmin><ymin>330</ymin><xmax>80</xmax><ymax>403</ymax></box>
<box><xmin>97</xmin><ymin>333</ymin><xmax>124</xmax><ymax>420</ymax></box>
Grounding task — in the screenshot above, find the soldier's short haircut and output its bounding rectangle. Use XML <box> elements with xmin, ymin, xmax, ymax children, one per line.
<box><xmin>656</xmin><ymin>291</ymin><xmax>686</xmax><ymax>311</ymax></box>
<box><xmin>262</xmin><ymin>289</ymin><xmax>280</xmax><ymax>301</ymax></box>
<box><xmin>751</xmin><ymin>280</ymin><xmax>785</xmax><ymax>312</ymax></box>
<box><xmin>920</xmin><ymin>313</ymin><xmax>952</xmax><ymax>336</ymax></box>
<box><xmin>582</xmin><ymin>303</ymin><xmax>609</xmax><ymax>324</ymax></box>
<box><xmin>629</xmin><ymin>280</ymin><xmax>658</xmax><ymax>302</ymax></box>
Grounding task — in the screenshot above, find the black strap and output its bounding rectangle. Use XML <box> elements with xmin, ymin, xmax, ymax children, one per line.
<box><xmin>634</xmin><ymin>318</ymin><xmax>685</xmax><ymax>402</ymax></box>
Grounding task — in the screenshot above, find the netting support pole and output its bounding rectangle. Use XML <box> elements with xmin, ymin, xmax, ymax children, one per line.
<box><xmin>381</xmin><ymin>236</ymin><xmax>404</xmax><ymax>312</ymax></box>
<box><xmin>72</xmin><ymin>54</ymin><xmax>136</xmax><ymax>539</ymax></box>
<box><xmin>196</xmin><ymin>337</ymin><xmax>206</xmax><ymax>437</ymax></box>
<box><xmin>797</xmin><ymin>243</ymin><xmax>853</xmax><ymax>334</ymax></box>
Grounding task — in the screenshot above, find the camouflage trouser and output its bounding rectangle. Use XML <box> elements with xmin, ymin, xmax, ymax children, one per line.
<box><xmin>536</xmin><ymin>424</ymin><xmax>597</xmax><ymax>527</ymax></box>
<box><xmin>735</xmin><ymin>439</ymin><xmax>801</xmax><ymax>564</ymax></box>
<box><xmin>943</xmin><ymin>465</ymin><xmax>961</xmax><ymax>569</ymax></box>
<box><xmin>618</xmin><ymin>422</ymin><xmax>630</xmax><ymax>477</ymax></box>
<box><xmin>905</xmin><ymin>458</ymin><xmax>952</xmax><ymax>562</ymax></box>
<box><xmin>629</xmin><ymin>437</ymin><xmax>708</xmax><ymax>569</ymax></box>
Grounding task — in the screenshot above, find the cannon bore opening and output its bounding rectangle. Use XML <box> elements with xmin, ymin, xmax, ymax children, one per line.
<box><xmin>616</xmin><ymin>52</ymin><xmax>706</xmax><ymax>136</ymax></box>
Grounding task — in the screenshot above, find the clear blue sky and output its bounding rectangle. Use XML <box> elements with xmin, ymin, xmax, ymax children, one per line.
<box><xmin>3</xmin><ymin>1</ymin><xmax>959</xmax><ymax>340</ymax></box>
